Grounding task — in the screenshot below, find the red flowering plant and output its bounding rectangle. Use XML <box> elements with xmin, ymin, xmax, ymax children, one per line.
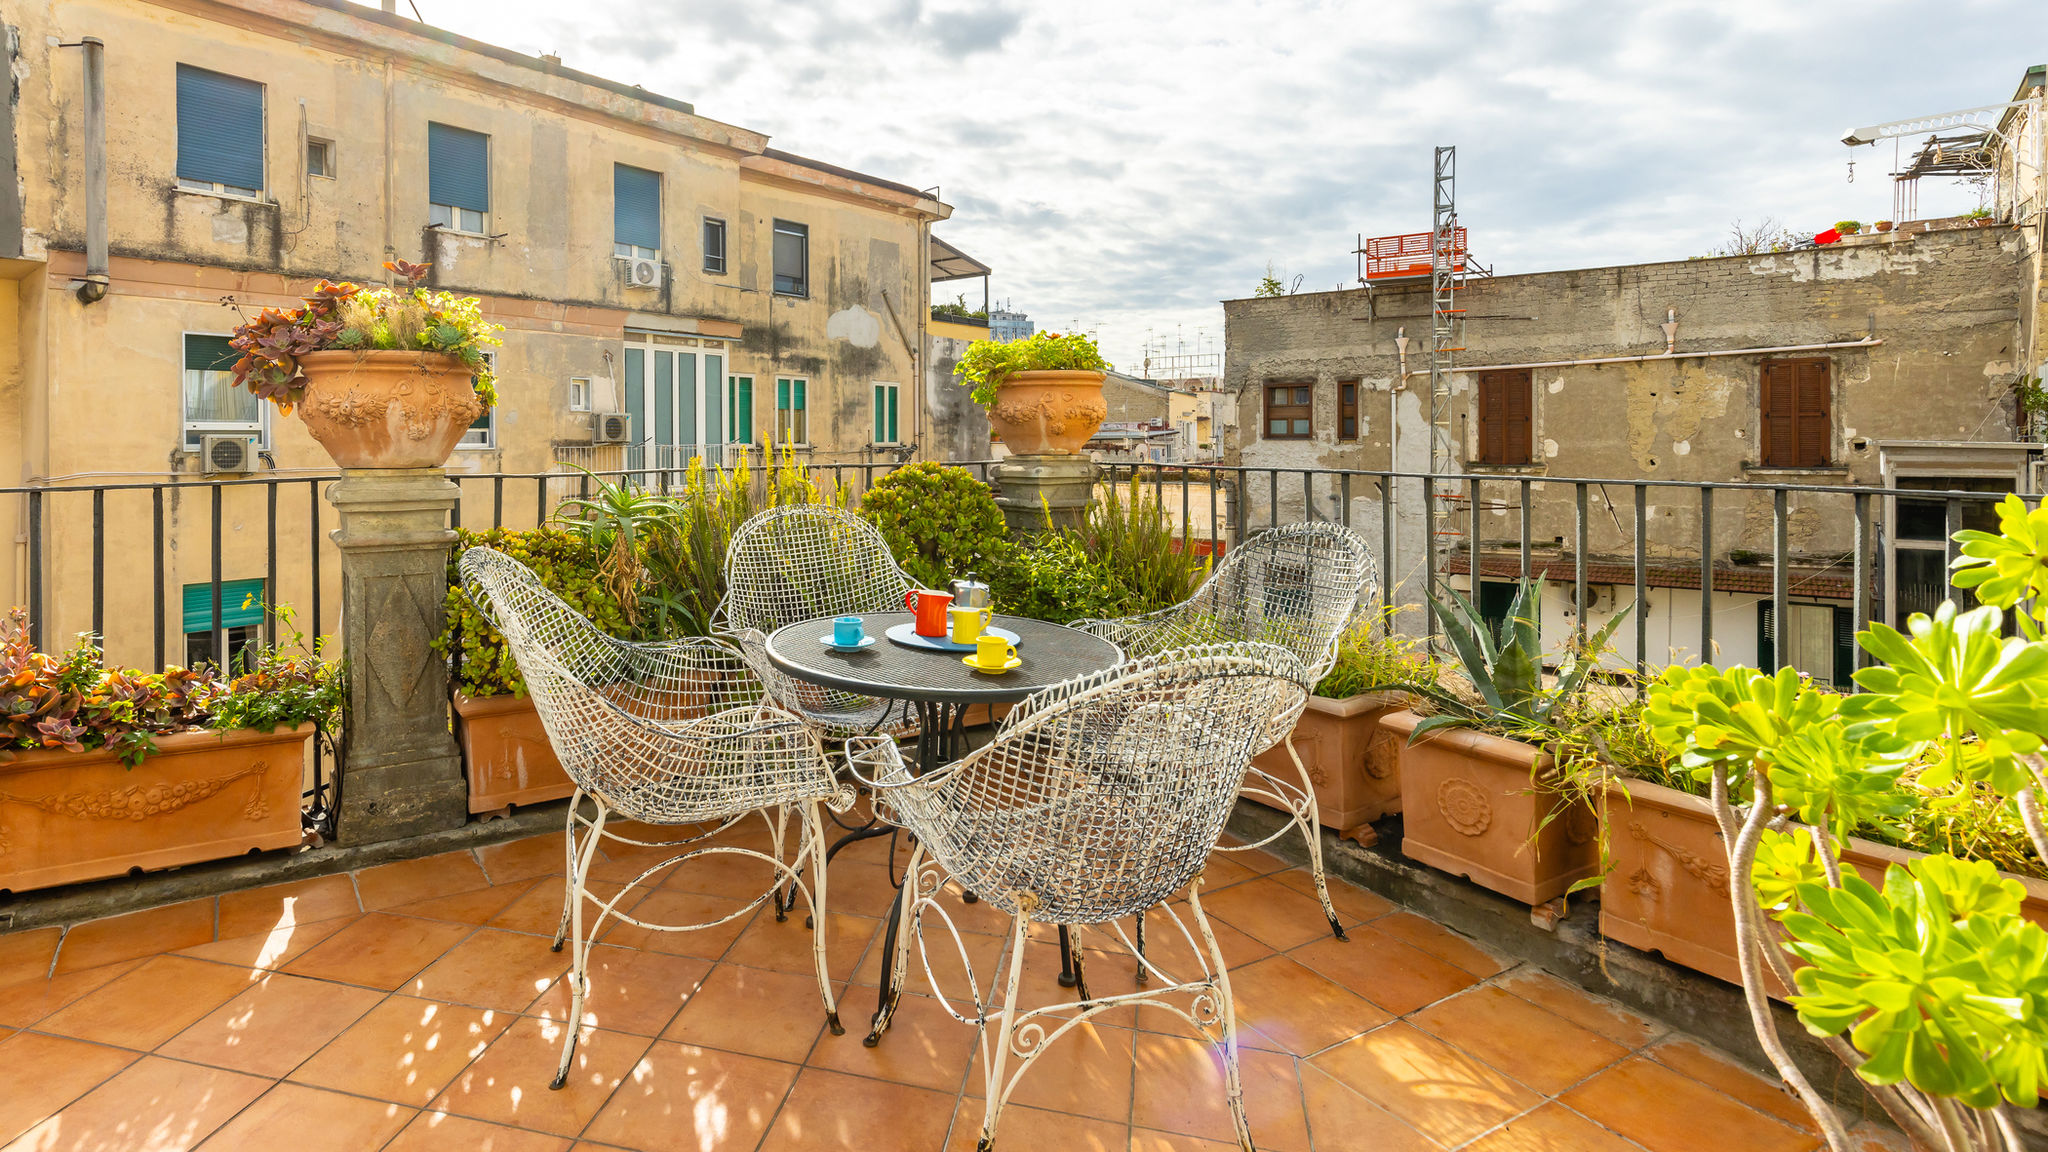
<box><xmin>228</xmin><ymin>259</ymin><xmax>502</xmax><ymax>414</ymax></box>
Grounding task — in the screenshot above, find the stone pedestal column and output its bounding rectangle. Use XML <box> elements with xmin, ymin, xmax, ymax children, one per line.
<box><xmin>328</xmin><ymin>468</ymin><xmax>466</xmax><ymax>846</ymax></box>
<box><xmin>990</xmin><ymin>454</ymin><xmax>1099</xmax><ymax>536</ymax></box>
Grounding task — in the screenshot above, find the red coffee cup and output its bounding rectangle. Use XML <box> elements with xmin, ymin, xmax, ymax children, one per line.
<box><xmin>905</xmin><ymin>588</ymin><xmax>953</xmax><ymax>636</ymax></box>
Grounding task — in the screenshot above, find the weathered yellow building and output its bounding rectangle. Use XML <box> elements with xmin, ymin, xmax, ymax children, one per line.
<box><xmin>0</xmin><ymin>0</ymin><xmax>950</xmax><ymax>666</ymax></box>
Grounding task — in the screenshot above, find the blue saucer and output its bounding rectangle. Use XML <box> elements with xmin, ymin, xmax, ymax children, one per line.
<box><xmin>821</xmin><ymin>634</ymin><xmax>878</xmax><ymax>651</ymax></box>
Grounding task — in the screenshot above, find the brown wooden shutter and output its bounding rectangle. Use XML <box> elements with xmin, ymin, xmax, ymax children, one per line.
<box><xmin>1505</xmin><ymin>370</ymin><xmax>1532</xmax><ymax>465</ymax></box>
<box><xmin>1478</xmin><ymin>373</ymin><xmax>1506</xmax><ymax>463</ymax></box>
<box><xmin>1794</xmin><ymin>360</ymin><xmax>1830</xmax><ymax>467</ymax></box>
<box><xmin>1761</xmin><ymin>361</ymin><xmax>1797</xmax><ymax>468</ymax></box>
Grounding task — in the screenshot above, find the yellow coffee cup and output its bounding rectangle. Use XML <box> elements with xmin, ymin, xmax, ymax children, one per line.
<box><xmin>973</xmin><ymin>633</ymin><xmax>1017</xmax><ymax>669</ymax></box>
<box><xmin>949</xmin><ymin>604</ymin><xmax>992</xmax><ymax>645</ymax></box>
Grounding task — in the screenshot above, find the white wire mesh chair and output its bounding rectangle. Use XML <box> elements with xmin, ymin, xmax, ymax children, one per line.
<box><xmin>460</xmin><ymin>546</ymin><xmax>854</xmax><ymax>1089</ymax></box>
<box><xmin>712</xmin><ymin>504</ymin><xmax>921</xmax><ymax>741</ymax></box>
<box><xmin>845</xmin><ymin>644</ymin><xmax>1308</xmax><ymax>1152</ymax></box>
<box><xmin>1071</xmin><ymin>522</ymin><xmax>1377</xmax><ymax>942</ymax></box>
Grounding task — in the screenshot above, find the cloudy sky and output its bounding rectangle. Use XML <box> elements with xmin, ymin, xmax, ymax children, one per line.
<box><xmin>416</xmin><ymin>0</ymin><xmax>2036</xmax><ymax>369</ymax></box>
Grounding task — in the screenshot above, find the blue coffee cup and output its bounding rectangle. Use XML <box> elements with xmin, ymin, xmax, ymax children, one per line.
<box><xmin>833</xmin><ymin>616</ymin><xmax>865</xmax><ymax>646</ymax></box>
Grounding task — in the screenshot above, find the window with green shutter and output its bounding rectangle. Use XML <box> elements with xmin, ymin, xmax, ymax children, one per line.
<box><xmin>727</xmin><ymin>375</ymin><xmax>753</xmax><ymax>442</ymax></box>
<box><xmin>776</xmin><ymin>377</ymin><xmax>807</xmax><ymax>444</ymax></box>
<box><xmin>428</xmin><ymin>123</ymin><xmax>490</xmax><ymax>233</ymax></box>
<box><xmin>873</xmin><ymin>383</ymin><xmax>900</xmax><ymax>445</ymax></box>
<box><xmin>183</xmin><ymin>333</ymin><xmax>262</xmax><ymax>451</ymax></box>
<box><xmin>613</xmin><ymin>164</ymin><xmax>661</xmax><ymax>258</ymax></box>
<box><xmin>182</xmin><ymin>579</ymin><xmax>266</xmax><ymax>634</ymax></box>
<box><xmin>176</xmin><ymin>65</ymin><xmax>264</xmax><ymax>195</ymax></box>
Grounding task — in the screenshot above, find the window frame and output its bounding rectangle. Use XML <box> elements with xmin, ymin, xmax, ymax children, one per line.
<box><xmin>702</xmin><ymin>217</ymin><xmax>728</xmax><ymax>275</ymax></box>
<box><xmin>458</xmin><ymin>352</ymin><xmax>496</xmax><ymax>449</ymax></box>
<box><xmin>1263</xmin><ymin>382</ymin><xmax>1313</xmax><ymax>440</ymax></box>
<box><xmin>611</xmin><ymin>163</ymin><xmax>662</xmax><ymax>262</ymax></box>
<box><xmin>1337</xmin><ymin>380</ymin><xmax>1360</xmax><ymax>441</ymax></box>
<box><xmin>1759</xmin><ymin>358</ymin><xmax>1832</xmax><ymax>470</ymax></box>
<box><xmin>873</xmin><ymin>382</ymin><xmax>901</xmax><ymax>446</ymax></box>
<box><xmin>1475</xmin><ymin>369</ymin><xmax>1534</xmax><ymax>466</ymax></box>
<box><xmin>727</xmin><ymin>374</ymin><xmax>754</xmax><ymax>443</ymax></box>
<box><xmin>568</xmin><ymin>376</ymin><xmax>591</xmax><ymax>413</ymax></box>
<box><xmin>427</xmin><ymin>122</ymin><xmax>491</xmax><ymax>237</ymax></box>
<box><xmin>305</xmin><ymin>138</ymin><xmax>334</xmax><ymax>180</ymax></box>
<box><xmin>175</xmin><ymin>64</ymin><xmax>265</xmax><ymax>200</ymax></box>
<box><xmin>776</xmin><ymin>376</ymin><xmax>809</xmax><ymax>445</ymax></box>
<box><xmin>772</xmin><ymin>219</ymin><xmax>809</xmax><ymax>297</ymax></box>
<box><xmin>181</xmin><ymin>332</ymin><xmax>267</xmax><ymax>452</ymax></box>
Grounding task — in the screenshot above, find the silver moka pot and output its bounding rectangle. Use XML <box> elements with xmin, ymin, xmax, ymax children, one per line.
<box><xmin>949</xmin><ymin>572</ymin><xmax>992</xmax><ymax>609</ymax></box>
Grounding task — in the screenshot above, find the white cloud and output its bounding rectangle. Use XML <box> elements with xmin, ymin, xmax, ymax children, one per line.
<box><xmin>415</xmin><ymin>0</ymin><xmax>2035</xmax><ymax>367</ymax></box>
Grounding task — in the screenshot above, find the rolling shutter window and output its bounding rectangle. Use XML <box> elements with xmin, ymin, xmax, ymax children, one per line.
<box><xmin>176</xmin><ymin>65</ymin><xmax>264</xmax><ymax>191</ymax></box>
<box><xmin>184</xmin><ymin>334</ymin><xmax>237</xmax><ymax>372</ymax></box>
<box><xmin>1757</xmin><ymin>600</ymin><xmax>1776</xmax><ymax>672</ymax></box>
<box><xmin>428</xmin><ymin>123</ymin><xmax>490</xmax><ymax>213</ymax></box>
<box><xmin>1761</xmin><ymin>359</ymin><xmax>1830</xmax><ymax>468</ymax></box>
<box><xmin>182</xmin><ymin>578</ymin><xmax>266</xmax><ymax>633</ymax></box>
<box><xmin>613</xmin><ymin>164</ymin><xmax>661</xmax><ymax>250</ymax></box>
<box><xmin>1833</xmin><ymin>605</ymin><xmax>1855</xmax><ymax>688</ymax></box>
<box><xmin>773</xmin><ymin>220</ymin><xmax>808</xmax><ymax>295</ymax></box>
<box><xmin>1477</xmin><ymin>370</ymin><xmax>1532</xmax><ymax>465</ymax></box>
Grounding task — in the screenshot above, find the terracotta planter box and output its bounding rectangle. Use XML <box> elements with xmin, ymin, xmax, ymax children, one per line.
<box><xmin>0</xmin><ymin>724</ymin><xmax>312</xmax><ymax>894</ymax></box>
<box><xmin>1244</xmin><ymin>691</ymin><xmax>1407</xmax><ymax>832</ymax></box>
<box><xmin>1383</xmin><ymin>709</ymin><xmax>1600</xmax><ymax>905</ymax></box>
<box><xmin>1600</xmin><ymin>778</ymin><xmax>2048</xmax><ymax>991</ymax></box>
<box><xmin>457</xmin><ymin>693</ymin><xmax>574</xmax><ymax>814</ymax></box>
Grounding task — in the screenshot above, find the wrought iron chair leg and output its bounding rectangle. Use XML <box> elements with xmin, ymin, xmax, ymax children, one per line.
<box><xmin>1068</xmin><ymin>923</ymin><xmax>1092</xmax><ymax>1005</ymax></box>
<box><xmin>865</xmin><ymin>842</ymin><xmax>923</xmax><ymax>1046</ymax></box>
<box><xmin>1285</xmin><ymin>734</ymin><xmax>1346</xmax><ymax>942</ymax></box>
<box><xmin>802</xmin><ymin>801</ymin><xmax>845</xmax><ymax>1036</ymax></box>
<box><xmin>550</xmin><ymin>790</ymin><xmax>585</xmax><ymax>953</ymax></box>
<box><xmin>552</xmin><ymin>801</ymin><xmax>610</xmax><ymax>1091</ymax></box>
<box><xmin>1056</xmin><ymin>924</ymin><xmax>1076</xmax><ymax>987</ymax></box>
<box><xmin>1190</xmin><ymin>880</ymin><xmax>1257</xmax><ymax>1151</ymax></box>
<box><xmin>975</xmin><ymin>909</ymin><xmax>1034</xmax><ymax>1152</ymax></box>
<box><xmin>1133</xmin><ymin>909</ymin><xmax>1149</xmax><ymax>984</ymax></box>
<box><xmin>770</xmin><ymin>806</ymin><xmax>791</xmax><ymax>922</ymax></box>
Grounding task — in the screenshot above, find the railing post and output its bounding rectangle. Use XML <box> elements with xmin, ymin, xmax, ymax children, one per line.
<box><xmin>328</xmin><ymin>467</ymin><xmax>466</xmax><ymax>846</ymax></box>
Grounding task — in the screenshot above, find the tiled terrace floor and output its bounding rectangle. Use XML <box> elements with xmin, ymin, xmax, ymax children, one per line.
<box><xmin>0</xmin><ymin>818</ymin><xmax>1896</xmax><ymax>1152</ymax></box>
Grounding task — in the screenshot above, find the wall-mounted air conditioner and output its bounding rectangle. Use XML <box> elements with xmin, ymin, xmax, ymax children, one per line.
<box><xmin>593</xmin><ymin>412</ymin><xmax>633</xmax><ymax>444</ymax></box>
<box><xmin>625</xmin><ymin>257</ymin><xmax>663</xmax><ymax>289</ymax></box>
<box><xmin>202</xmin><ymin>434</ymin><xmax>260</xmax><ymax>474</ymax></box>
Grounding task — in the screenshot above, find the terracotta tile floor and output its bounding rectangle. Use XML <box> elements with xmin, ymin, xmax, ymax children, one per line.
<box><xmin>0</xmin><ymin>821</ymin><xmax>1891</xmax><ymax>1151</ymax></box>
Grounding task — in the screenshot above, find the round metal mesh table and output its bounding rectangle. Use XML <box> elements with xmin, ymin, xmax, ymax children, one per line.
<box><xmin>764</xmin><ymin>611</ymin><xmax>1123</xmax><ymax>706</ymax></box>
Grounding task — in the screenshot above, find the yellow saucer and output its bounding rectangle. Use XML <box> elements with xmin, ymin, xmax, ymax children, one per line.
<box><xmin>963</xmin><ymin>654</ymin><xmax>1022</xmax><ymax>673</ymax></box>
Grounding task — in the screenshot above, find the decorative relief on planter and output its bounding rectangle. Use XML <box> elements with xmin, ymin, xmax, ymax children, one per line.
<box><xmin>1627</xmin><ymin>819</ymin><xmax>1729</xmax><ymax>891</ymax></box>
<box><xmin>0</xmin><ymin>761</ymin><xmax>272</xmax><ymax>836</ymax></box>
<box><xmin>989</xmin><ymin>391</ymin><xmax>1106</xmax><ymax>439</ymax></box>
<box><xmin>1627</xmin><ymin>868</ymin><xmax>1661</xmax><ymax>899</ymax></box>
<box><xmin>1364</xmin><ymin>732</ymin><xmax>1400</xmax><ymax>780</ymax></box>
<box><xmin>1438</xmin><ymin>778</ymin><xmax>1494</xmax><ymax>837</ymax></box>
<box><xmin>307</xmin><ymin>377</ymin><xmax>481</xmax><ymax>442</ymax></box>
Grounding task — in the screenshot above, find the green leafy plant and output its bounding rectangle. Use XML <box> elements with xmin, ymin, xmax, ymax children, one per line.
<box><xmin>206</xmin><ymin>604</ymin><xmax>342</xmax><ymax>736</ymax></box>
<box><xmin>436</xmin><ymin>527</ymin><xmax>633</xmax><ymax>697</ymax></box>
<box><xmin>951</xmin><ymin>330</ymin><xmax>1109</xmax><ymax>407</ymax></box>
<box><xmin>1395</xmin><ymin>578</ymin><xmax>1630</xmax><ymax>740</ymax></box>
<box><xmin>1835</xmin><ymin>220</ymin><xmax>1863</xmax><ymax>235</ymax></box>
<box><xmin>0</xmin><ymin>610</ymin><xmax>210</xmax><ymax>767</ymax></box>
<box><xmin>1964</xmin><ymin>207</ymin><xmax>1993</xmax><ymax>222</ymax></box>
<box><xmin>857</xmin><ymin>462</ymin><xmax>1013</xmax><ymax>589</ymax></box>
<box><xmin>987</xmin><ymin>534</ymin><xmax>1125</xmax><ymax>625</ymax></box>
<box><xmin>931</xmin><ymin>294</ymin><xmax>987</xmax><ymax>321</ymax></box>
<box><xmin>1063</xmin><ymin>475</ymin><xmax>1210</xmax><ymax>616</ymax></box>
<box><xmin>1313</xmin><ymin>609</ymin><xmax>1436</xmax><ymax>700</ymax></box>
<box><xmin>549</xmin><ymin>465</ymin><xmax>687</xmax><ymax>631</ymax></box>
<box><xmin>229</xmin><ymin>260</ymin><xmax>502</xmax><ymax>411</ymax></box>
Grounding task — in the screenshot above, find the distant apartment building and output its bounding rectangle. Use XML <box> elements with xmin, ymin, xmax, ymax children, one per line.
<box><xmin>989</xmin><ymin>307</ymin><xmax>1034</xmax><ymax>343</ymax></box>
<box><xmin>1224</xmin><ymin>69</ymin><xmax>2046</xmax><ymax>684</ymax></box>
<box><xmin>0</xmin><ymin>0</ymin><xmax>950</xmax><ymax>666</ymax></box>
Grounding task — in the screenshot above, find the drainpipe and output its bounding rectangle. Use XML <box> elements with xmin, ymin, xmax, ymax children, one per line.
<box><xmin>1661</xmin><ymin>308</ymin><xmax>1678</xmax><ymax>355</ymax></box>
<box><xmin>76</xmin><ymin>37</ymin><xmax>108</xmax><ymax>305</ymax></box>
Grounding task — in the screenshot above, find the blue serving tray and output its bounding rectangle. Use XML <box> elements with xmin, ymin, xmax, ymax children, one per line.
<box><xmin>884</xmin><ymin>621</ymin><xmax>1021</xmax><ymax>653</ymax></box>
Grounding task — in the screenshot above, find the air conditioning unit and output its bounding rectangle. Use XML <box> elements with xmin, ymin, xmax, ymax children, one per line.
<box><xmin>625</xmin><ymin>257</ymin><xmax>663</xmax><ymax>289</ymax></box>
<box><xmin>593</xmin><ymin>412</ymin><xmax>632</xmax><ymax>444</ymax></box>
<box><xmin>202</xmin><ymin>434</ymin><xmax>260</xmax><ymax>474</ymax></box>
<box><xmin>1569</xmin><ymin>583</ymin><xmax>1616</xmax><ymax>613</ymax></box>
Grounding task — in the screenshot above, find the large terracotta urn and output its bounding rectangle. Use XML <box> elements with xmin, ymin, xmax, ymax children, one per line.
<box><xmin>987</xmin><ymin>370</ymin><xmax>1108</xmax><ymax>456</ymax></box>
<box><xmin>295</xmin><ymin>350</ymin><xmax>482</xmax><ymax>468</ymax></box>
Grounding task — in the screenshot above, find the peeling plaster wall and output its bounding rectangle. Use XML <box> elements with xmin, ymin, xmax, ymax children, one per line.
<box><xmin>1225</xmin><ymin>226</ymin><xmax>2032</xmax><ymax>569</ymax></box>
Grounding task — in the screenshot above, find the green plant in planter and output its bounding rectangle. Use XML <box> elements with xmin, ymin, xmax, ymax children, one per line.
<box><xmin>858</xmin><ymin>462</ymin><xmax>1013</xmax><ymax>589</ymax></box>
<box><xmin>1396</xmin><ymin>577</ymin><xmax>1631</xmax><ymax>740</ymax></box>
<box><xmin>988</xmin><ymin>534</ymin><xmax>1125</xmax><ymax>625</ymax></box>
<box><xmin>1637</xmin><ymin>493</ymin><xmax>2048</xmax><ymax>1150</ymax></box>
<box><xmin>1063</xmin><ymin>475</ymin><xmax>1211</xmax><ymax>615</ymax></box>
<box><xmin>207</xmin><ymin>604</ymin><xmax>342</xmax><ymax>736</ymax></box>
<box><xmin>1835</xmin><ymin>220</ymin><xmax>1863</xmax><ymax>235</ymax></box>
<box><xmin>0</xmin><ymin>610</ymin><xmax>211</xmax><ymax>767</ymax></box>
<box><xmin>437</xmin><ymin>527</ymin><xmax>633</xmax><ymax>698</ymax></box>
<box><xmin>1313</xmin><ymin>609</ymin><xmax>1437</xmax><ymax>700</ymax></box>
<box><xmin>950</xmin><ymin>330</ymin><xmax>1110</xmax><ymax>407</ymax></box>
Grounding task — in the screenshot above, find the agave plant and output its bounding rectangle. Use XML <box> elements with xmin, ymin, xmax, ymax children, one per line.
<box><xmin>1401</xmin><ymin>577</ymin><xmax>1631</xmax><ymax>740</ymax></box>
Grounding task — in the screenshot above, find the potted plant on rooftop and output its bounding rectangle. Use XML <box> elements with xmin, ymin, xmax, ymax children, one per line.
<box><xmin>1379</xmin><ymin>579</ymin><xmax>1631</xmax><ymax>911</ymax></box>
<box><xmin>0</xmin><ymin>607</ymin><xmax>336</xmax><ymax>894</ymax></box>
<box><xmin>229</xmin><ymin>259</ymin><xmax>502</xmax><ymax>469</ymax></box>
<box><xmin>952</xmin><ymin>330</ymin><xmax>1110</xmax><ymax>456</ymax></box>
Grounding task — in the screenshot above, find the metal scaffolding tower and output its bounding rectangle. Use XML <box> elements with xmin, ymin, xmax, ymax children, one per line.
<box><xmin>1426</xmin><ymin>146</ymin><xmax>1466</xmax><ymax>595</ymax></box>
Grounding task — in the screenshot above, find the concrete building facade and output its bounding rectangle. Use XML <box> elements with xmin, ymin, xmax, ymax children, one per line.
<box><xmin>0</xmin><ymin>0</ymin><xmax>950</xmax><ymax>666</ymax></box>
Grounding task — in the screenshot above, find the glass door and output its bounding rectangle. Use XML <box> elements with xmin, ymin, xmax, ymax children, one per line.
<box><xmin>622</xmin><ymin>335</ymin><xmax>726</xmax><ymax>477</ymax></box>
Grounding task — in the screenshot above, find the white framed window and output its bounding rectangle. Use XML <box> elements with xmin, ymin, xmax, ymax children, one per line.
<box><xmin>776</xmin><ymin>376</ymin><xmax>808</xmax><ymax>445</ymax></box>
<box><xmin>612</xmin><ymin>243</ymin><xmax>659</xmax><ymax>261</ymax></box>
<box><xmin>703</xmin><ymin>217</ymin><xmax>728</xmax><ymax>275</ymax></box>
<box><xmin>872</xmin><ymin>382</ymin><xmax>900</xmax><ymax>445</ymax></box>
<box><xmin>459</xmin><ymin>354</ymin><xmax>495</xmax><ymax>448</ymax></box>
<box><xmin>430</xmin><ymin>204</ymin><xmax>487</xmax><ymax>235</ymax></box>
<box><xmin>182</xmin><ymin>333</ymin><xmax>265</xmax><ymax>451</ymax></box>
<box><xmin>772</xmin><ymin>220</ymin><xmax>808</xmax><ymax>296</ymax></box>
<box><xmin>569</xmin><ymin>376</ymin><xmax>591</xmax><ymax>412</ymax></box>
